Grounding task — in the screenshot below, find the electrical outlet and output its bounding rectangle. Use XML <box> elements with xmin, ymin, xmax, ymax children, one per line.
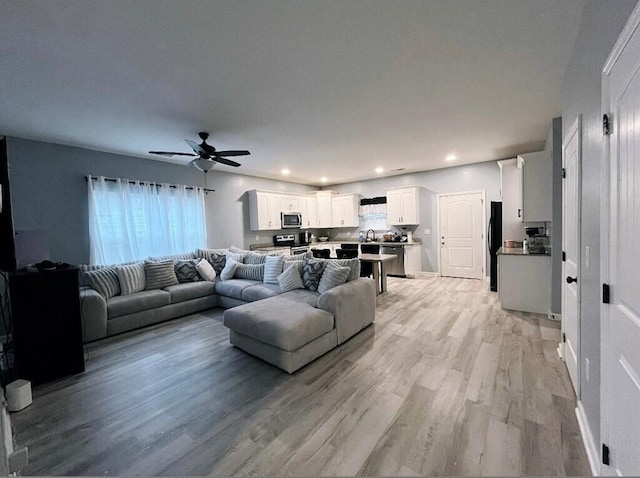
<box><xmin>255</xmin><ymin>235</ymin><xmax>260</xmax><ymax>241</ymax></box>
<box><xmin>585</xmin><ymin>357</ymin><xmax>590</xmax><ymax>382</ymax></box>
<box><xmin>424</xmin><ymin>229</ymin><xmax>431</xmax><ymax>235</ymax></box>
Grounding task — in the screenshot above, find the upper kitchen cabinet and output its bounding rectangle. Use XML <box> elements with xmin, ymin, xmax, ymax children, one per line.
<box><xmin>315</xmin><ymin>191</ymin><xmax>334</xmax><ymax>228</ymax></box>
<box><xmin>518</xmin><ymin>151</ymin><xmax>553</xmax><ymax>222</ymax></box>
<box><xmin>249</xmin><ymin>189</ymin><xmax>283</xmax><ymax>231</ymax></box>
<box><xmin>498</xmin><ymin>159</ymin><xmax>524</xmax><ymax>241</ymax></box>
<box><xmin>280</xmin><ymin>194</ymin><xmax>300</xmax><ymax>213</ymax></box>
<box><xmin>331</xmin><ymin>194</ymin><xmax>361</xmax><ymax>227</ymax></box>
<box><xmin>299</xmin><ymin>195</ymin><xmax>317</xmax><ymax>229</ymax></box>
<box><xmin>386</xmin><ymin>186</ymin><xmax>420</xmax><ymax>225</ymax></box>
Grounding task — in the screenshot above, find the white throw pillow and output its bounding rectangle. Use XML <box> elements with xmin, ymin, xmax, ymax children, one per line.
<box><xmin>196</xmin><ymin>259</ymin><xmax>217</xmax><ymax>281</ymax></box>
<box><xmin>277</xmin><ymin>264</ymin><xmax>304</xmax><ymax>291</ymax></box>
<box><xmin>317</xmin><ymin>261</ymin><xmax>350</xmax><ymax>294</ymax></box>
<box><xmin>220</xmin><ymin>258</ymin><xmax>239</xmax><ymax>281</ymax></box>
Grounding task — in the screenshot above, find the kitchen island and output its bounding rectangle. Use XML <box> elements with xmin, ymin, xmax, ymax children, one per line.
<box><xmin>497</xmin><ymin>247</ymin><xmax>551</xmax><ymax>314</ymax></box>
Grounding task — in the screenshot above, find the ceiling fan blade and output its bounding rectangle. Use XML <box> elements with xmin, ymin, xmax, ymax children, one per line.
<box><xmin>185</xmin><ymin>139</ymin><xmax>207</xmax><ymax>157</ymax></box>
<box><xmin>214</xmin><ymin>157</ymin><xmax>241</xmax><ymax>167</ymax></box>
<box><xmin>214</xmin><ymin>150</ymin><xmax>251</xmax><ymax>157</ymax></box>
<box><xmin>149</xmin><ymin>151</ymin><xmax>196</xmax><ymax>157</ymax></box>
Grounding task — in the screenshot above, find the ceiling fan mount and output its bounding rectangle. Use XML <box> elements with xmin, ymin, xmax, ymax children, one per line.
<box><xmin>148</xmin><ymin>132</ymin><xmax>250</xmax><ymax>170</ymax></box>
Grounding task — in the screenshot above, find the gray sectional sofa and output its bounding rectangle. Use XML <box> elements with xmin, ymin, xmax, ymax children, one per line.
<box><xmin>79</xmin><ymin>248</ymin><xmax>376</xmax><ymax>373</ymax></box>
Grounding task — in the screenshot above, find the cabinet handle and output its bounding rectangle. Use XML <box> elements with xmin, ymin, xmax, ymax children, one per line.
<box><xmin>518</xmin><ymin>209</ymin><xmax>522</xmax><ymax>218</ymax></box>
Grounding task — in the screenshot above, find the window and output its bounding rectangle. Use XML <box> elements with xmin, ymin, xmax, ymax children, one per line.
<box><xmin>88</xmin><ymin>176</ymin><xmax>206</xmax><ymax>265</ymax></box>
<box><xmin>359</xmin><ymin>203</ymin><xmax>388</xmax><ymax>231</ymax></box>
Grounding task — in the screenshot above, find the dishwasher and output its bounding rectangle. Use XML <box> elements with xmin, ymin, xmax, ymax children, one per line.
<box><xmin>380</xmin><ymin>244</ymin><xmax>405</xmax><ymax>277</ymax></box>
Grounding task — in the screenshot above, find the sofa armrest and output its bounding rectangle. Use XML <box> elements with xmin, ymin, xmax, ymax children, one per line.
<box><xmin>80</xmin><ymin>287</ymin><xmax>108</xmax><ymax>342</ymax></box>
<box><xmin>317</xmin><ymin>278</ymin><xmax>376</xmax><ymax>344</ymax></box>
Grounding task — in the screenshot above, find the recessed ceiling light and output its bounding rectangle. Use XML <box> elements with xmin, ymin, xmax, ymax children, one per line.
<box><xmin>281</xmin><ymin>168</ymin><xmax>290</xmax><ymax>175</ymax></box>
<box><xmin>446</xmin><ymin>154</ymin><xmax>457</xmax><ymax>161</ymax></box>
<box><xmin>375</xmin><ymin>167</ymin><xmax>384</xmax><ymax>174</ymax></box>
<box><xmin>321</xmin><ymin>177</ymin><xmax>328</xmax><ymax>183</ymax></box>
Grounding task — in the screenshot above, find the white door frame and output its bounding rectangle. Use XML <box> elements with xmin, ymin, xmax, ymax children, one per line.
<box><xmin>436</xmin><ymin>189</ymin><xmax>486</xmax><ymax>278</ymax></box>
<box><xmin>561</xmin><ymin>115</ymin><xmax>582</xmax><ymax>399</ymax></box>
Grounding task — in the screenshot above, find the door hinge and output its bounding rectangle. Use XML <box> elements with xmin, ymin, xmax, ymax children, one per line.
<box><xmin>562</xmin><ymin>332</ymin><xmax>566</xmax><ymax>343</ymax></box>
<box><xmin>603</xmin><ymin>283</ymin><xmax>610</xmax><ymax>304</ymax></box>
<box><xmin>602</xmin><ymin>443</ymin><xmax>610</xmax><ymax>466</ymax></box>
<box><xmin>562</xmin><ymin>251</ymin><xmax>566</xmax><ymax>262</ymax></box>
<box><xmin>603</xmin><ymin>114</ymin><xmax>611</xmax><ymax>135</ymax></box>
<box><xmin>562</xmin><ymin>168</ymin><xmax>566</xmax><ymax>179</ymax></box>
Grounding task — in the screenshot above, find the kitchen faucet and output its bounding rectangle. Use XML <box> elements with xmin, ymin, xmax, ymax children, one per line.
<box><xmin>366</xmin><ymin>229</ymin><xmax>376</xmax><ymax>242</ymax></box>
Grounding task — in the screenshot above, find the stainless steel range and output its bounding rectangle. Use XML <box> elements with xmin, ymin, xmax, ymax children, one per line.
<box><xmin>274</xmin><ymin>234</ymin><xmax>308</xmax><ymax>255</ymax></box>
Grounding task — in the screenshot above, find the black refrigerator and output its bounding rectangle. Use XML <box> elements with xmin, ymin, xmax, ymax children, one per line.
<box><xmin>488</xmin><ymin>201</ymin><xmax>502</xmax><ymax>292</ymax></box>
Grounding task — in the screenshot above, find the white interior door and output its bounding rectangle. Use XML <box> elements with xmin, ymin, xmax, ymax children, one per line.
<box><xmin>602</xmin><ymin>7</ymin><xmax>640</xmax><ymax>474</ymax></box>
<box><xmin>562</xmin><ymin>116</ymin><xmax>581</xmax><ymax>396</ymax></box>
<box><xmin>438</xmin><ymin>191</ymin><xmax>485</xmax><ymax>279</ymax></box>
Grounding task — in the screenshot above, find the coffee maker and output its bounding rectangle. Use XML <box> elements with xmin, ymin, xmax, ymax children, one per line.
<box><xmin>525</xmin><ymin>227</ymin><xmax>549</xmax><ymax>254</ymax></box>
<box><xmin>299</xmin><ymin>231</ymin><xmax>311</xmax><ymax>245</ymax></box>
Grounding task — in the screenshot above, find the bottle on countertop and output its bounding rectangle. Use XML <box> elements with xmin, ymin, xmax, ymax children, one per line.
<box><xmin>523</xmin><ymin>238</ymin><xmax>529</xmax><ymax>252</ymax></box>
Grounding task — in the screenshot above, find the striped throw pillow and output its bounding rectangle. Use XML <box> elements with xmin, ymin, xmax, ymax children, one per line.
<box><xmin>317</xmin><ymin>261</ymin><xmax>351</xmax><ymax>294</ymax></box>
<box><xmin>277</xmin><ymin>264</ymin><xmax>304</xmax><ymax>291</ymax></box>
<box><xmin>115</xmin><ymin>263</ymin><xmax>146</xmax><ymax>295</ymax></box>
<box><xmin>85</xmin><ymin>268</ymin><xmax>120</xmax><ymax>299</ymax></box>
<box><xmin>234</xmin><ymin>263</ymin><xmax>264</xmax><ymax>281</ymax></box>
<box><xmin>323</xmin><ymin>258</ymin><xmax>360</xmax><ymax>282</ymax></box>
<box><xmin>226</xmin><ymin>251</ymin><xmax>245</xmax><ymax>264</ymax></box>
<box><xmin>244</xmin><ymin>252</ymin><xmax>268</xmax><ymax>265</ymax></box>
<box><xmin>263</xmin><ymin>255</ymin><xmax>284</xmax><ymax>284</ymax></box>
<box><xmin>144</xmin><ymin>260</ymin><xmax>179</xmax><ymax>290</ymax></box>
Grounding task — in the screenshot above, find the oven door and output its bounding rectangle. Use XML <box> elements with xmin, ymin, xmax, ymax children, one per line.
<box><xmin>291</xmin><ymin>246</ymin><xmax>309</xmax><ymax>255</ymax></box>
<box><xmin>281</xmin><ymin>212</ymin><xmax>302</xmax><ymax>228</ymax></box>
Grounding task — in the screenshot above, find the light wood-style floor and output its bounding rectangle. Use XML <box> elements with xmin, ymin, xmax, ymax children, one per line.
<box><xmin>12</xmin><ymin>276</ymin><xmax>590</xmax><ymax>476</ymax></box>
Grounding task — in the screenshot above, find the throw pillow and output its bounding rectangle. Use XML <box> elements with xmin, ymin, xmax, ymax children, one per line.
<box><xmin>277</xmin><ymin>264</ymin><xmax>304</xmax><ymax>291</ymax></box>
<box><xmin>114</xmin><ymin>263</ymin><xmax>146</xmax><ymax>295</ymax></box>
<box><xmin>302</xmin><ymin>257</ymin><xmax>326</xmax><ymax>291</ymax></box>
<box><xmin>244</xmin><ymin>252</ymin><xmax>268</xmax><ymax>265</ymax></box>
<box><xmin>144</xmin><ymin>260</ymin><xmax>179</xmax><ymax>290</ymax></box>
<box><xmin>205</xmin><ymin>251</ymin><xmax>227</xmax><ymax>275</ymax></box>
<box><xmin>234</xmin><ymin>263</ymin><xmax>264</xmax><ymax>281</ymax></box>
<box><xmin>283</xmin><ymin>260</ymin><xmax>303</xmax><ymax>273</ymax></box>
<box><xmin>325</xmin><ymin>258</ymin><xmax>360</xmax><ymax>282</ymax></box>
<box><xmin>220</xmin><ymin>258</ymin><xmax>239</xmax><ymax>281</ymax></box>
<box><xmin>84</xmin><ymin>267</ymin><xmax>120</xmax><ymax>299</ymax></box>
<box><xmin>263</xmin><ymin>255</ymin><xmax>284</xmax><ymax>284</ymax></box>
<box><xmin>174</xmin><ymin>259</ymin><xmax>202</xmax><ymax>283</ymax></box>
<box><xmin>317</xmin><ymin>261</ymin><xmax>351</xmax><ymax>294</ymax></box>
<box><xmin>196</xmin><ymin>259</ymin><xmax>217</xmax><ymax>281</ymax></box>
<box><xmin>226</xmin><ymin>251</ymin><xmax>245</xmax><ymax>264</ymax></box>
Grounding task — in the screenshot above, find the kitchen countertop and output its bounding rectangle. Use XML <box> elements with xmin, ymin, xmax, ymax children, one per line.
<box><xmin>497</xmin><ymin>247</ymin><xmax>551</xmax><ymax>257</ymax></box>
<box><xmin>313</xmin><ymin>239</ymin><xmax>421</xmax><ymax>246</ymax></box>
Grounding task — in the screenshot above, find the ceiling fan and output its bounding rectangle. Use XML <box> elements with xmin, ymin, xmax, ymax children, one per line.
<box><xmin>149</xmin><ymin>132</ymin><xmax>250</xmax><ymax>172</ymax></box>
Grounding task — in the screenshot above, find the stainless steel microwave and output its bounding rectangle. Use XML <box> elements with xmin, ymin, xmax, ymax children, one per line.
<box><xmin>281</xmin><ymin>212</ymin><xmax>302</xmax><ymax>228</ymax></box>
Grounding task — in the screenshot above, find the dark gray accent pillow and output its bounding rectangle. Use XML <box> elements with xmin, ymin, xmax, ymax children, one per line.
<box><xmin>174</xmin><ymin>259</ymin><xmax>202</xmax><ymax>283</ymax></box>
<box><xmin>302</xmin><ymin>257</ymin><xmax>326</xmax><ymax>291</ymax></box>
<box><xmin>144</xmin><ymin>260</ymin><xmax>179</xmax><ymax>290</ymax></box>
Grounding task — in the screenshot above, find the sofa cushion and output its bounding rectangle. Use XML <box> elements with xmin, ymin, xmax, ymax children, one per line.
<box><xmin>107</xmin><ymin>290</ymin><xmax>171</xmax><ymax>319</ymax></box>
<box><xmin>174</xmin><ymin>259</ymin><xmax>203</xmax><ymax>283</ymax></box>
<box><xmin>223</xmin><ymin>297</ymin><xmax>334</xmax><ymax>351</ymax></box>
<box><xmin>85</xmin><ymin>268</ymin><xmax>121</xmax><ymax>299</ymax></box>
<box><xmin>241</xmin><ymin>283</ymin><xmax>285</xmax><ymax>302</ymax></box>
<box><xmin>215</xmin><ymin>279</ymin><xmax>259</xmax><ymax>300</ymax></box>
<box><xmin>164</xmin><ymin>282</ymin><xmax>216</xmax><ymax>303</ymax></box>
<box><xmin>279</xmin><ymin>289</ymin><xmax>321</xmax><ymax>308</ymax></box>
<box><xmin>115</xmin><ymin>263</ymin><xmax>146</xmax><ymax>295</ymax></box>
<box><xmin>145</xmin><ymin>260</ymin><xmax>179</xmax><ymax>290</ymax></box>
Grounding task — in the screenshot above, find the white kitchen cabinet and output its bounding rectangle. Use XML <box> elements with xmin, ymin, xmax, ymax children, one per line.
<box><xmin>248</xmin><ymin>190</ymin><xmax>284</xmax><ymax>231</ymax></box>
<box><xmin>498</xmin><ymin>252</ymin><xmax>551</xmax><ymax>314</ymax></box>
<box><xmin>386</xmin><ymin>186</ymin><xmax>420</xmax><ymax>225</ymax></box>
<box><xmin>331</xmin><ymin>194</ymin><xmax>361</xmax><ymax>227</ymax></box>
<box><xmin>280</xmin><ymin>194</ymin><xmax>300</xmax><ymax>213</ymax></box>
<box><xmin>498</xmin><ymin>159</ymin><xmax>524</xmax><ymax>241</ymax></box>
<box><xmin>299</xmin><ymin>195</ymin><xmax>317</xmax><ymax>229</ymax></box>
<box><xmin>315</xmin><ymin>191</ymin><xmax>334</xmax><ymax>228</ymax></box>
<box><xmin>518</xmin><ymin>151</ymin><xmax>553</xmax><ymax>222</ymax></box>
<box><xmin>404</xmin><ymin>244</ymin><xmax>422</xmax><ymax>276</ymax></box>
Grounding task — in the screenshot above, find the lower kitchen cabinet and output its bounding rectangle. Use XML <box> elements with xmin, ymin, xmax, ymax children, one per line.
<box><xmin>498</xmin><ymin>251</ymin><xmax>551</xmax><ymax>314</ymax></box>
<box><xmin>404</xmin><ymin>244</ymin><xmax>422</xmax><ymax>276</ymax></box>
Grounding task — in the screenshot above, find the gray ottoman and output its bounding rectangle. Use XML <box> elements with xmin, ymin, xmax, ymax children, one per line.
<box><xmin>223</xmin><ymin>296</ymin><xmax>338</xmax><ymax>373</ymax></box>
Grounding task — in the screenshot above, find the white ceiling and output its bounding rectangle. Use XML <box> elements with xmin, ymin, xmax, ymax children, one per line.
<box><xmin>0</xmin><ymin>0</ymin><xmax>585</xmax><ymax>186</ymax></box>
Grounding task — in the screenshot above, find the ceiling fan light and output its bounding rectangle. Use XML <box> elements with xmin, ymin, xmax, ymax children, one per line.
<box><xmin>191</xmin><ymin>158</ymin><xmax>216</xmax><ymax>172</ymax></box>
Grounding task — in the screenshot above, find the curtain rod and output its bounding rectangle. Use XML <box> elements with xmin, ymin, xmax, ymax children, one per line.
<box><xmin>85</xmin><ymin>175</ymin><xmax>215</xmax><ymax>193</ymax></box>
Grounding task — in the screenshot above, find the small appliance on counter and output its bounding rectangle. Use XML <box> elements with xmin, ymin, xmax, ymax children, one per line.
<box><xmin>299</xmin><ymin>231</ymin><xmax>311</xmax><ymax>245</ymax></box>
<box><xmin>524</xmin><ymin>227</ymin><xmax>550</xmax><ymax>254</ymax></box>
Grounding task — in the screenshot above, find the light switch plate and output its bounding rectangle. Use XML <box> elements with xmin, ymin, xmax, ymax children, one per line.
<box><xmin>424</xmin><ymin>229</ymin><xmax>431</xmax><ymax>235</ymax></box>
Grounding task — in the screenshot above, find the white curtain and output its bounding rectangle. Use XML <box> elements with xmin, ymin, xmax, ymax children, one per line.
<box><xmin>88</xmin><ymin>176</ymin><xmax>206</xmax><ymax>265</ymax></box>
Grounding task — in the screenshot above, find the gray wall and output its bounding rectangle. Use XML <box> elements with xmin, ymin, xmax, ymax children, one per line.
<box><xmin>6</xmin><ymin>137</ymin><xmax>312</xmax><ymax>265</ymax></box>
<box><xmin>324</xmin><ymin>161</ymin><xmax>501</xmax><ymax>273</ymax></box>
<box><xmin>561</xmin><ymin>0</ymin><xmax>637</xmax><ymax>447</ymax></box>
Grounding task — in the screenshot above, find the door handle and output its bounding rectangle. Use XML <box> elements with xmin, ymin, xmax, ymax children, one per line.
<box><xmin>566</xmin><ymin>276</ymin><xmax>578</xmax><ymax>284</ymax></box>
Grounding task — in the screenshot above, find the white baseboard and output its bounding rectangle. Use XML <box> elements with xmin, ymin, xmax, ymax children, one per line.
<box><xmin>576</xmin><ymin>400</ymin><xmax>600</xmax><ymax>476</ymax></box>
<box><xmin>548</xmin><ymin>311</ymin><xmax>561</xmax><ymax>322</ymax></box>
<box><xmin>415</xmin><ymin>271</ymin><xmax>438</xmax><ymax>278</ymax></box>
